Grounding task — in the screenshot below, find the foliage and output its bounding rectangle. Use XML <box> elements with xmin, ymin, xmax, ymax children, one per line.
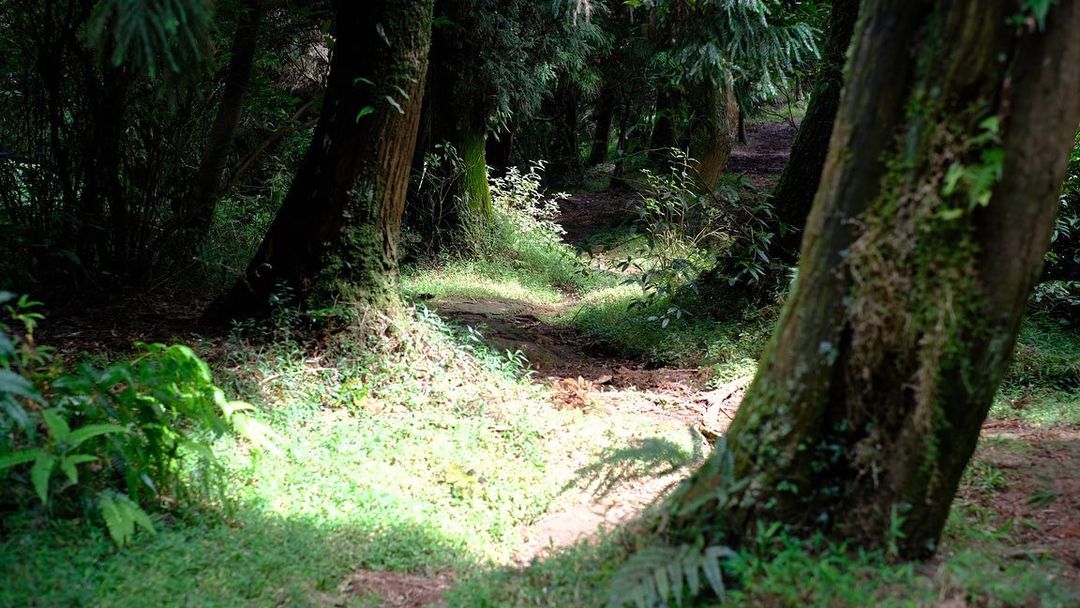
<box><xmin>85</xmin><ymin>0</ymin><xmax>215</xmax><ymax>80</ymax></box>
<box><xmin>606</xmin><ymin>544</ymin><xmax>734</xmax><ymax>608</ymax></box>
<box><xmin>1039</xmin><ymin>131</ymin><xmax>1080</xmax><ymax>322</ymax></box>
<box><xmin>0</xmin><ymin>293</ymin><xmax>277</xmax><ymax>546</ymax></box>
<box><xmin>0</xmin><ymin>1</ymin><xmax>325</xmax><ymax>292</ymax></box>
<box><xmin>610</xmin><ymin>152</ymin><xmax>778</xmax><ymax>325</ymax></box>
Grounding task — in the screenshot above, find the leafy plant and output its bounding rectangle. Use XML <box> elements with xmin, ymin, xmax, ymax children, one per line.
<box><xmin>0</xmin><ymin>293</ymin><xmax>280</xmax><ymax>546</ymax></box>
<box><xmin>607</xmin><ymin>544</ymin><xmax>735</xmax><ymax>608</ymax></box>
<box><xmin>612</xmin><ymin>151</ymin><xmax>776</xmax><ymax>326</ymax></box>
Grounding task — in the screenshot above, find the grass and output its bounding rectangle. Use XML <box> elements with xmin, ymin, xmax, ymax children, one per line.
<box><xmin>4</xmin><ymin>195</ymin><xmax>1079</xmax><ymax>606</ymax></box>
<box><xmin>992</xmin><ymin>314</ymin><xmax>1080</xmax><ymax>426</ymax></box>
<box><xmin>0</xmin><ymin>307</ymin><xmax>698</xmax><ymax>606</ymax></box>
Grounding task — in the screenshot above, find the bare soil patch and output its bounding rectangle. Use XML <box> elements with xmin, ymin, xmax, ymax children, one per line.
<box><xmin>336</xmin><ymin>569</ymin><xmax>453</xmax><ymax>607</ymax></box>
<box><xmin>966</xmin><ymin>422</ymin><xmax>1080</xmax><ymax>578</ymax></box>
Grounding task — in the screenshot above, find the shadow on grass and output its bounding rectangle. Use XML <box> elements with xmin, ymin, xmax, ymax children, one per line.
<box><xmin>568</xmin><ymin>428</ymin><xmax>706</xmax><ymax>500</ymax></box>
<box><xmin>0</xmin><ymin>502</ymin><xmax>480</xmax><ymax>607</ymax></box>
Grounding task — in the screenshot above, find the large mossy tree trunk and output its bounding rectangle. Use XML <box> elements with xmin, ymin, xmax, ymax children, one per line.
<box><xmin>672</xmin><ymin>0</ymin><xmax>1080</xmax><ymax>558</ymax></box>
<box><xmin>687</xmin><ymin>76</ymin><xmax>739</xmax><ymax>188</ymax></box>
<box><xmin>210</xmin><ymin>0</ymin><xmax>434</xmax><ymax>319</ymax></box>
<box><xmin>769</xmin><ymin>0</ymin><xmax>859</xmax><ymax>265</ymax></box>
<box><xmin>406</xmin><ymin>0</ymin><xmax>493</xmax><ymax>246</ymax></box>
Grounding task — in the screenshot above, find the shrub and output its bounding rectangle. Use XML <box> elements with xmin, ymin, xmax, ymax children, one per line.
<box><xmin>608</xmin><ymin>151</ymin><xmax>779</xmax><ymax>325</ymax></box>
<box><xmin>0</xmin><ymin>292</ymin><xmax>278</xmax><ymax>546</ymax></box>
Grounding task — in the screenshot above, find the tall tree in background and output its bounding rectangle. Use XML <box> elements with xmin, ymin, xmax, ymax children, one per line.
<box><xmin>671</xmin><ymin>0</ymin><xmax>1080</xmax><ymax>558</ymax></box>
<box><xmin>407</xmin><ymin>0</ymin><xmax>603</xmax><ymax>246</ymax></box>
<box><xmin>769</xmin><ymin>0</ymin><xmax>858</xmax><ymax>264</ymax></box>
<box><xmin>211</xmin><ymin>0</ymin><xmax>434</xmax><ymax>318</ymax></box>
<box><xmin>180</xmin><ymin>0</ymin><xmax>266</xmax><ymax>251</ymax></box>
<box><xmin>642</xmin><ymin>0</ymin><xmax>817</xmax><ymax>187</ymax></box>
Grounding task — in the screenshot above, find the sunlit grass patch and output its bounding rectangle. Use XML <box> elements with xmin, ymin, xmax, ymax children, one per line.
<box><xmin>1</xmin><ymin>305</ymin><xmax>701</xmax><ymax>606</ymax></box>
<box><xmin>559</xmin><ymin>284</ymin><xmax>771</xmax><ymax>378</ymax></box>
<box><xmin>992</xmin><ymin>315</ymin><xmax>1080</xmax><ymax>426</ymax></box>
<box><xmin>403</xmin><ymin>260</ymin><xmax>567</xmax><ymax>306</ymax></box>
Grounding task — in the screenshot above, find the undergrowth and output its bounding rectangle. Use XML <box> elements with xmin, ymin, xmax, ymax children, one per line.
<box><xmin>0</xmin><ymin>304</ymin><xmax>696</xmax><ymax>606</ymax></box>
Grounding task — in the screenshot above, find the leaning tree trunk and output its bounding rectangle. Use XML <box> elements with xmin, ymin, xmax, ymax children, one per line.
<box><xmin>671</xmin><ymin>0</ymin><xmax>1080</xmax><ymax>559</ymax></box>
<box><xmin>687</xmin><ymin>76</ymin><xmax>739</xmax><ymax>188</ymax></box>
<box><xmin>769</xmin><ymin>0</ymin><xmax>859</xmax><ymax>265</ymax></box>
<box><xmin>210</xmin><ymin>0</ymin><xmax>434</xmax><ymax>318</ymax></box>
<box><xmin>181</xmin><ymin>0</ymin><xmax>264</xmax><ymax>255</ymax></box>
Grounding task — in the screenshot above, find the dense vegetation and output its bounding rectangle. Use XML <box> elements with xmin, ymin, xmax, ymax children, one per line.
<box><xmin>1</xmin><ymin>0</ymin><xmax>1078</xmax><ymax>606</ymax></box>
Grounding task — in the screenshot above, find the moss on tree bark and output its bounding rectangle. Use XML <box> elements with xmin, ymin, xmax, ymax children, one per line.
<box><xmin>671</xmin><ymin>0</ymin><xmax>1080</xmax><ymax>558</ymax></box>
<box><xmin>209</xmin><ymin>0</ymin><xmax>434</xmax><ymax>319</ymax></box>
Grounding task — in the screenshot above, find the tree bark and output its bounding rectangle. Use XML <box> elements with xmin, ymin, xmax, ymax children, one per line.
<box><xmin>587</xmin><ymin>83</ymin><xmax>615</xmax><ymax>165</ymax></box>
<box><xmin>210</xmin><ymin>0</ymin><xmax>434</xmax><ymax>318</ymax></box>
<box><xmin>671</xmin><ymin>0</ymin><xmax>1080</xmax><ymax>559</ymax></box>
<box><xmin>550</xmin><ymin>75</ymin><xmax>583</xmax><ymax>183</ymax></box>
<box><xmin>769</xmin><ymin>0</ymin><xmax>859</xmax><ymax>265</ymax></box>
<box><xmin>687</xmin><ymin>76</ymin><xmax>738</xmax><ymax>188</ymax></box>
<box><xmin>648</xmin><ymin>86</ymin><xmax>681</xmax><ymax>163</ymax></box>
<box><xmin>182</xmin><ymin>0</ymin><xmax>264</xmax><ymax>253</ymax></box>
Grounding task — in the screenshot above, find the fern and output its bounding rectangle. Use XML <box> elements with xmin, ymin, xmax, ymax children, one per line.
<box><xmin>84</xmin><ymin>0</ymin><xmax>214</xmax><ymax>79</ymax></box>
<box><xmin>607</xmin><ymin>544</ymin><xmax>737</xmax><ymax>608</ymax></box>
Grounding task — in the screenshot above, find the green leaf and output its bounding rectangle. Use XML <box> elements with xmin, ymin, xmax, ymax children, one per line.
<box><xmin>68</xmin><ymin>424</ymin><xmax>128</xmax><ymax>447</ymax></box>
<box><xmin>231</xmin><ymin>414</ymin><xmax>284</xmax><ymax>456</ymax></box>
<box><xmin>0</xmin><ymin>331</ymin><xmax>14</xmax><ymax>358</ymax></box>
<box><xmin>31</xmin><ymin>453</ymin><xmax>56</xmax><ymax>505</ymax></box>
<box><xmin>0</xmin><ymin>448</ymin><xmax>44</xmax><ymax>470</ymax></box>
<box><xmin>99</xmin><ymin>493</ymin><xmax>130</xmax><ymax>546</ymax></box>
<box><xmin>41</xmin><ymin>409</ymin><xmax>71</xmax><ymax>443</ymax></box>
<box><xmin>356</xmin><ymin>105</ymin><xmax>375</xmax><ymax>121</ymax></box>
<box><xmin>701</xmin><ymin>549</ymin><xmax>725</xmax><ymax>599</ymax></box>
<box><xmin>125</xmin><ymin>499</ymin><xmax>156</xmax><ymax>535</ymax></box>
<box><xmin>1</xmin><ymin>396</ymin><xmax>33</xmax><ymax>433</ymax></box>
<box><xmin>0</xmin><ymin>369</ymin><xmax>44</xmax><ymax>403</ymax></box>
<box><xmin>59</xmin><ymin>454</ymin><xmax>97</xmax><ymax>484</ymax></box>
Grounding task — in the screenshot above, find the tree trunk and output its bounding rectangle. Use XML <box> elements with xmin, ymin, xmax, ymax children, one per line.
<box><xmin>687</xmin><ymin>76</ymin><xmax>738</xmax><ymax>188</ymax></box>
<box><xmin>671</xmin><ymin>0</ymin><xmax>1080</xmax><ymax>559</ymax></box>
<box><xmin>210</xmin><ymin>0</ymin><xmax>434</xmax><ymax>319</ymax></box>
<box><xmin>460</xmin><ymin>124</ymin><xmax>493</xmax><ymax>221</ymax></box>
<box><xmin>648</xmin><ymin>86</ymin><xmax>681</xmax><ymax>163</ymax></box>
<box><xmin>587</xmin><ymin>84</ymin><xmax>615</xmax><ymax>165</ymax></box>
<box><xmin>769</xmin><ymin>0</ymin><xmax>859</xmax><ymax>265</ymax></box>
<box><xmin>181</xmin><ymin>0</ymin><xmax>264</xmax><ymax>254</ymax></box>
<box><xmin>550</xmin><ymin>75</ymin><xmax>583</xmax><ymax>183</ymax></box>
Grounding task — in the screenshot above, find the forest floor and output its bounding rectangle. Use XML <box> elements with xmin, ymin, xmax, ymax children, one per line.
<box><xmin>4</xmin><ymin>122</ymin><xmax>1079</xmax><ymax>607</ymax></box>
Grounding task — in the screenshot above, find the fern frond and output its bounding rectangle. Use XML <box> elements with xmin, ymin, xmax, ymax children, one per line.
<box><xmin>607</xmin><ymin>544</ymin><xmax>735</xmax><ymax>608</ymax></box>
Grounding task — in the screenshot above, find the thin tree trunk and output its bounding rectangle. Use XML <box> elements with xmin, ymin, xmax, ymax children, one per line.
<box><xmin>182</xmin><ymin>0</ymin><xmax>264</xmax><ymax>252</ymax></box>
<box><xmin>210</xmin><ymin>0</ymin><xmax>434</xmax><ymax>319</ymax></box>
<box><xmin>588</xmin><ymin>84</ymin><xmax>615</xmax><ymax>165</ymax></box>
<box><xmin>770</xmin><ymin>0</ymin><xmax>859</xmax><ymax>265</ymax></box>
<box><xmin>649</xmin><ymin>86</ymin><xmax>680</xmax><ymax>163</ymax></box>
<box><xmin>460</xmin><ymin>124</ymin><xmax>493</xmax><ymax>221</ymax></box>
<box><xmin>672</xmin><ymin>0</ymin><xmax>1080</xmax><ymax>559</ymax></box>
<box><xmin>550</xmin><ymin>75</ymin><xmax>583</xmax><ymax>183</ymax></box>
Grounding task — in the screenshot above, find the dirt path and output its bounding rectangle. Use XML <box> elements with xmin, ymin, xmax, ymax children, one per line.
<box><xmin>420</xmin><ymin>126</ymin><xmax>802</xmax><ymax>566</ymax></box>
<box><xmin>425</xmin><ymin>122</ymin><xmax>1080</xmax><ymax>591</ymax></box>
